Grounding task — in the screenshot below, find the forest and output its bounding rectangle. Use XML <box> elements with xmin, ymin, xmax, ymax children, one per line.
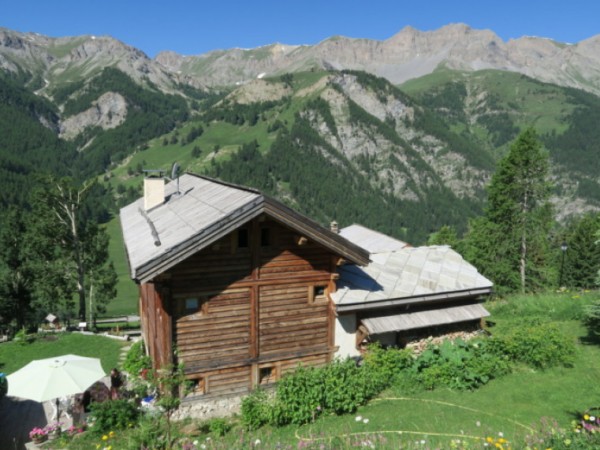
<box><xmin>0</xmin><ymin>66</ymin><xmax>599</xmax><ymax>332</ymax></box>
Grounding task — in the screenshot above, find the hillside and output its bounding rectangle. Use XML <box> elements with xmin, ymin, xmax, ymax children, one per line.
<box><xmin>0</xmin><ymin>25</ymin><xmax>599</xmax><ymax>241</ymax></box>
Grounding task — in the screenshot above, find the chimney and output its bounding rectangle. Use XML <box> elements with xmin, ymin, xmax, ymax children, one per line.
<box><xmin>330</xmin><ymin>220</ymin><xmax>339</xmax><ymax>234</ymax></box>
<box><xmin>143</xmin><ymin>171</ymin><xmax>165</xmax><ymax>210</ymax></box>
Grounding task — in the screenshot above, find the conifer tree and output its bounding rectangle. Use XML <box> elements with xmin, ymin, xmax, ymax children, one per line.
<box><xmin>464</xmin><ymin>128</ymin><xmax>552</xmax><ymax>293</ymax></box>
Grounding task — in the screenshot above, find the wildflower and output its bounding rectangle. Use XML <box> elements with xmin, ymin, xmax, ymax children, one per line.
<box><xmin>476</xmin><ymin>421</ymin><xmax>481</xmax><ymax>427</ymax></box>
<box><xmin>102</xmin><ymin>435</ymin><xmax>109</xmax><ymax>441</ymax></box>
<box><xmin>498</xmin><ymin>431</ymin><xmax>504</xmax><ymax>437</ymax></box>
<box><xmin>486</xmin><ymin>437</ymin><xmax>494</xmax><ymax>443</ymax></box>
<box><xmin>584</xmin><ymin>414</ymin><xmax>590</xmax><ymax>420</ymax></box>
<box><xmin>355</xmin><ymin>416</ymin><xmax>363</xmax><ymax>422</ymax></box>
<box><xmin>590</xmin><ymin>416</ymin><xmax>596</xmax><ymax>421</ymax></box>
<box><xmin>109</xmin><ymin>431</ymin><xmax>115</xmax><ymax>438</ymax></box>
<box><xmin>363</xmin><ymin>418</ymin><xmax>369</xmax><ymax>424</ymax></box>
<box><xmin>193</xmin><ymin>440</ymin><xmax>199</xmax><ymax>446</ymax></box>
<box><xmin>200</xmin><ymin>445</ymin><xmax>206</xmax><ymax>450</ymax></box>
<box><xmin>254</xmin><ymin>438</ymin><xmax>261</xmax><ymax>445</ymax></box>
<box><xmin>206</xmin><ymin>437</ymin><xmax>211</xmax><ymax>441</ymax></box>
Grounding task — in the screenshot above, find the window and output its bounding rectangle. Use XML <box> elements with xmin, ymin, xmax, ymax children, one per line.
<box><xmin>190</xmin><ymin>376</ymin><xmax>206</xmax><ymax>395</ymax></box>
<box><xmin>185</xmin><ymin>298</ymin><xmax>199</xmax><ymax>312</ymax></box>
<box><xmin>309</xmin><ymin>285</ymin><xmax>328</xmax><ymax>303</ymax></box>
<box><xmin>259</xmin><ymin>365</ymin><xmax>278</xmax><ymax>385</ymax></box>
<box><xmin>183</xmin><ymin>297</ymin><xmax>208</xmax><ymax>315</ymax></box>
<box><xmin>260</xmin><ymin>227</ymin><xmax>270</xmax><ymax>247</ymax></box>
<box><xmin>237</xmin><ymin>228</ymin><xmax>249</xmax><ymax>248</ymax></box>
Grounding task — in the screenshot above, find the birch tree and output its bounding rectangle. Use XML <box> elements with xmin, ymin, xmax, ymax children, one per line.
<box><xmin>30</xmin><ymin>177</ymin><xmax>116</xmax><ymax>321</ymax></box>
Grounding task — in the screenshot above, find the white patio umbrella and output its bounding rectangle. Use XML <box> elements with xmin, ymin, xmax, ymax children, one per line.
<box><xmin>7</xmin><ymin>354</ymin><xmax>106</xmax><ymax>419</ymax></box>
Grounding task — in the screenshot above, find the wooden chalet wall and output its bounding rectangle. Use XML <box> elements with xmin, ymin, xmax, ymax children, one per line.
<box><xmin>139</xmin><ymin>282</ymin><xmax>172</xmax><ymax>369</ymax></box>
<box><xmin>154</xmin><ymin>216</ymin><xmax>340</xmax><ymax>398</ymax></box>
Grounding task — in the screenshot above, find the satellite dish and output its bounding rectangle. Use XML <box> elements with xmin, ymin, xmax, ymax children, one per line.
<box><xmin>171</xmin><ymin>162</ymin><xmax>181</xmax><ymax>195</ymax></box>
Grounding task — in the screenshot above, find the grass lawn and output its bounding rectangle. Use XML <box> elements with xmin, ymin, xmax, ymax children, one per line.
<box><xmin>61</xmin><ymin>290</ymin><xmax>600</xmax><ymax>450</ymax></box>
<box><xmin>0</xmin><ymin>332</ymin><xmax>126</xmax><ymax>375</ymax></box>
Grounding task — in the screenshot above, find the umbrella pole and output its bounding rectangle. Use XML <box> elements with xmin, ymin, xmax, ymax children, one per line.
<box><xmin>56</xmin><ymin>397</ymin><xmax>60</xmax><ymax>424</ymax></box>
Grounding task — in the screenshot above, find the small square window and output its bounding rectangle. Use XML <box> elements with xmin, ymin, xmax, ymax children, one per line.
<box><xmin>185</xmin><ymin>298</ymin><xmax>199</xmax><ymax>312</ymax></box>
<box><xmin>314</xmin><ymin>286</ymin><xmax>326</xmax><ymax>297</ymax></box>
<box><xmin>184</xmin><ymin>297</ymin><xmax>208</xmax><ymax>315</ymax></box>
<box><xmin>259</xmin><ymin>366</ymin><xmax>277</xmax><ymax>385</ymax></box>
<box><xmin>190</xmin><ymin>376</ymin><xmax>206</xmax><ymax>395</ymax></box>
<box><xmin>309</xmin><ymin>285</ymin><xmax>327</xmax><ymax>303</ymax></box>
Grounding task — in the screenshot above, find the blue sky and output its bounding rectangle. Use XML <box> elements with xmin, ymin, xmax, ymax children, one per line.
<box><xmin>3</xmin><ymin>0</ymin><xmax>599</xmax><ymax>57</ymax></box>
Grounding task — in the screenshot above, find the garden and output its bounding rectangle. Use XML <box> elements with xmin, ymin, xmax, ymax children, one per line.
<box><xmin>5</xmin><ymin>289</ymin><xmax>596</xmax><ymax>449</ymax></box>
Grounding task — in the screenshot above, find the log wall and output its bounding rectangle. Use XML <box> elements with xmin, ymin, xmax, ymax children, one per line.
<box><xmin>151</xmin><ymin>217</ymin><xmax>339</xmax><ymax>396</ymax></box>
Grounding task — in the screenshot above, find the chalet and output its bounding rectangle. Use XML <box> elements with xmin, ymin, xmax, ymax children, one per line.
<box><xmin>332</xmin><ymin>225</ymin><xmax>493</xmax><ymax>357</ymax></box>
<box><xmin>119</xmin><ymin>173</ymin><xmax>370</xmax><ymax>398</ymax></box>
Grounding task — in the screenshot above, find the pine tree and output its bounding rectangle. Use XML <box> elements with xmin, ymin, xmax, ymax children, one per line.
<box><xmin>562</xmin><ymin>213</ymin><xmax>600</xmax><ymax>288</ymax></box>
<box><xmin>464</xmin><ymin>128</ymin><xmax>552</xmax><ymax>293</ymax></box>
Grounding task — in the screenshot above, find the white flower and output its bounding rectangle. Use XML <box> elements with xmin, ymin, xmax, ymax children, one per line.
<box><xmin>254</xmin><ymin>438</ymin><xmax>261</xmax><ymax>446</ymax></box>
<box><xmin>200</xmin><ymin>445</ymin><xmax>206</xmax><ymax>450</ymax></box>
<box><xmin>363</xmin><ymin>418</ymin><xmax>369</xmax><ymax>424</ymax></box>
<box><xmin>205</xmin><ymin>437</ymin><xmax>211</xmax><ymax>441</ymax></box>
<box><xmin>498</xmin><ymin>432</ymin><xmax>504</xmax><ymax>437</ymax></box>
<box><xmin>420</xmin><ymin>440</ymin><xmax>426</xmax><ymax>444</ymax></box>
<box><xmin>591</xmin><ymin>416</ymin><xmax>596</xmax><ymax>421</ymax></box>
<box><xmin>355</xmin><ymin>416</ymin><xmax>363</xmax><ymax>422</ymax></box>
<box><xmin>476</xmin><ymin>421</ymin><xmax>481</xmax><ymax>427</ymax></box>
<box><xmin>193</xmin><ymin>440</ymin><xmax>198</xmax><ymax>446</ymax></box>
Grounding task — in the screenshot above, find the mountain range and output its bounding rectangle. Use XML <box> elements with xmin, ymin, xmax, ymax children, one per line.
<box><xmin>1</xmin><ymin>23</ymin><xmax>599</xmax><ymax>244</ymax></box>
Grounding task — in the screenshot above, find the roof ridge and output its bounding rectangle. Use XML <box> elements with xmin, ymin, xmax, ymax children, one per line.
<box><xmin>184</xmin><ymin>172</ymin><xmax>263</xmax><ymax>196</ymax></box>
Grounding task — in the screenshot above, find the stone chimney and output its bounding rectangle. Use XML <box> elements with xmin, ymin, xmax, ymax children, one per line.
<box><xmin>143</xmin><ymin>171</ymin><xmax>165</xmax><ymax>210</ymax></box>
<box><xmin>330</xmin><ymin>220</ymin><xmax>339</xmax><ymax>234</ymax></box>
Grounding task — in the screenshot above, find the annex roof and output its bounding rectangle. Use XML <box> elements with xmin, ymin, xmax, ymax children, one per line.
<box><xmin>339</xmin><ymin>224</ymin><xmax>409</xmax><ymax>253</ymax></box>
<box><xmin>332</xmin><ymin>226</ymin><xmax>493</xmax><ymax>312</ymax></box>
<box><xmin>119</xmin><ymin>173</ymin><xmax>370</xmax><ymax>283</ymax></box>
<box><xmin>361</xmin><ymin>303</ymin><xmax>490</xmax><ymax>335</ymax></box>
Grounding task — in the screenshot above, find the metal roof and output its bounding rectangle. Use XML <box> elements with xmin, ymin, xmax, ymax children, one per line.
<box><xmin>361</xmin><ymin>303</ymin><xmax>490</xmax><ymax>335</ymax></box>
<box><xmin>332</xmin><ymin>226</ymin><xmax>493</xmax><ymax>312</ymax></box>
<box><xmin>119</xmin><ymin>173</ymin><xmax>370</xmax><ymax>283</ymax></box>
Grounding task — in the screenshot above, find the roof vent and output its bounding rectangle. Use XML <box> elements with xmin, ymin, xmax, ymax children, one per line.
<box><xmin>143</xmin><ymin>170</ymin><xmax>165</xmax><ymax>210</ymax></box>
<box><xmin>330</xmin><ymin>220</ymin><xmax>339</xmax><ymax>234</ymax></box>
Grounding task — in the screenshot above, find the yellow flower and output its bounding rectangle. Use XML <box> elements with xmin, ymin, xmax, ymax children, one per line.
<box><xmin>487</xmin><ymin>436</ymin><xmax>494</xmax><ymax>443</ymax></box>
<box><xmin>499</xmin><ymin>438</ymin><xmax>507</xmax><ymax>444</ymax></box>
<box><xmin>109</xmin><ymin>431</ymin><xmax>115</xmax><ymax>438</ymax></box>
<box><xmin>102</xmin><ymin>435</ymin><xmax>108</xmax><ymax>441</ymax></box>
<box><xmin>584</xmin><ymin>414</ymin><xmax>590</xmax><ymax>421</ymax></box>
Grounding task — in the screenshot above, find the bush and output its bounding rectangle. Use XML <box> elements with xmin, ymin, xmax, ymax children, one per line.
<box><xmin>488</xmin><ymin>322</ymin><xmax>576</xmax><ymax>368</ymax></box>
<box><xmin>208</xmin><ymin>418</ymin><xmax>231</xmax><ymax>437</ymax></box>
<box><xmin>89</xmin><ymin>399</ymin><xmax>139</xmax><ymax>433</ymax></box>
<box><xmin>122</xmin><ymin>340</ymin><xmax>152</xmax><ymax>376</ymax></box>
<box><xmin>240</xmin><ymin>388</ymin><xmax>273</xmax><ymax>430</ymax></box>
<box><xmin>408</xmin><ymin>339</ymin><xmax>509</xmax><ymax>391</ymax></box>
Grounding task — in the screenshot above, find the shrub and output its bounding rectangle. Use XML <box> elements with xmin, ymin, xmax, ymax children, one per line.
<box><xmin>240</xmin><ymin>388</ymin><xmax>273</xmax><ymax>430</ymax></box>
<box><xmin>122</xmin><ymin>340</ymin><xmax>152</xmax><ymax>376</ymax></box>
<box><xmin>89</xmin><ymin>399</ymin><xmax>139</xmax><ymax>433</ymax></box>
<box><xmin>408</xmin><ymin>339</ymin><xmax>509</xmax><ymax>391</ymax></box>
<box><xmin>208</xmin><ymin>418</ymin><xmax>231</xmax><ymax>437</ymax></box>
<box><xmin>488</xmin><ymin>322</ymin><xmax>576</xmax><ymax>368</ymax></box>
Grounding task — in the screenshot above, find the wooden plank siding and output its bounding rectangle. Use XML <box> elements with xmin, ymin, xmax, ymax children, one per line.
<box><xmin>149</xmin><ymin>217</ymin><xmax>340</xmax><ymax>397</ymax></box>
<box><xmin>139</xmin><ymin>282</ymin><xmax>172</xmax><ymax>370</ymax></box>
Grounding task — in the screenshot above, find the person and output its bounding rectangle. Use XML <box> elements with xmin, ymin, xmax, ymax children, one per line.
<box><xmin>110</xmin><ymin>368</ymin><xmax>123</xmax><ymax>400</ymax></box>
<box><xmin>82</xmin><ymin>389</ymin><xmax>91</xmax><ymax>413</ymax></box>
<box><xmin>72</xmin><ymin>394</ymin><xmax>84</xmax><ymax>425</ymax></box>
